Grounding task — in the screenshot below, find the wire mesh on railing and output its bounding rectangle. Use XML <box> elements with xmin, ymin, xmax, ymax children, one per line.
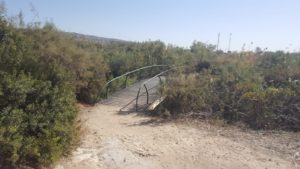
<box><xmin>102</xmin><ymin>65</ymin><xmax>170</xmax><ymax>99</ymax></box>
<box><xmin>135</xmin><ymin>66</ymin><xmax>186</xmax><ymax>111</ymax></box>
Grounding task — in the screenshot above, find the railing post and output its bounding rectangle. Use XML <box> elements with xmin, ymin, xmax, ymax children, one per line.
<box><xmin>158</xmin><ymin>76</ymin><xmax>162</xmax><ymax>84</ymax></box>
<box><xmin>125</xmin><ymin>75</ymin><xmax>128</xmax><ymax>88</ymax></box>
<box><xmin>136</xmin><ymin>88</ymin><xmax>141</xmax><ymax>111</ymax></box>
<box><xmin>144</xmin><ymin>84</ymin><xmax>149</xmax><ymax>104</ymax></box>
<box><xmin>106</xmin><ymin>85</ymin><xmax>109</xmax><ymax>98</ymax></box>
<box><xmin>150</xmin><ymin>66</ymin><xmax>153</xmax><ymax>76</ymax></box>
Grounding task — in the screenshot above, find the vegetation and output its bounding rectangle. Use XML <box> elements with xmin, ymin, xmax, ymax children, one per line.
<box><xmin>0</xmin><ymin>6</ymin><xmax>176</xmax><ymax>168</ymax></box>
<box><xmin>0</xmin><ymin>12</ymin><xmax>78</xmax><ymax>168</ymax></box>
<box><xmin>0</xmin><ymin>3</ymin><xmax>299</xmax><ymax>168</ymax></box>
<box><xmin>162</xmin><ymin>50</ymin><xmax>300</xmax><ymax>131</ymax></box>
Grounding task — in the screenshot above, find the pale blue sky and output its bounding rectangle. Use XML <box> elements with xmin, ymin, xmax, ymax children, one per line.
<box><xmin>4</xmin><ymin>0</ymin><xmax>300</xmax><ymax>51</ymax></box>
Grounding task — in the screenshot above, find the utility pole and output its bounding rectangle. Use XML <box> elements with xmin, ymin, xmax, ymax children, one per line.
<box><xmin>249</xmin><ymin>42</ymin><xmax>254</xmax><ymax>51</ymax></box>
<box><xmin>241</xmin><ymin>43</ymin><xmax>246</xmax><ymax>52</ymax></box>
<box><xmin>227</xmin><ymin>33</ymin><xmax>232</xmax><ymax>52</ymax></box>
<box><xmin>216</xmin><ymin>32</ymin><xmax>220</xmax><ymax>50</ymax></box>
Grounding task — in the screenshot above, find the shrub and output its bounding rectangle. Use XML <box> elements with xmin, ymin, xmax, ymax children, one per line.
<box><xmin>240</xmin><ymin>86</ymin><xmax>300</xmax><ymax>130</ymax></box>
<box><xmin>0</xmin><ymin>18</ymin><xmax>78</xmax><ymax>168</ymax></box>
<box><xmin>162</xmin><ymin>72</ymin><xmax>213</xmax><ymax>117</ymax></box>
<box><xmin>162</xmin><ymin>52</ymin><xmax>300</xmax><ymax>131</ymax></box>
<box><xmin>195</xmin><ymin>61</ymin><xmax>210</xmax><ymax>72</ymax></box>
<box><xmin>22</xmin><ymin>27</ymin><xmax>108</xmax><ymax>104</ymax></box>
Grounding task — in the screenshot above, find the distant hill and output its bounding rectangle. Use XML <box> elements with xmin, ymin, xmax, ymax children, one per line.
<box><xmin>66</xmin><ymin>32</ymin><xmax>128</xmax><ymax>44</ymax></box>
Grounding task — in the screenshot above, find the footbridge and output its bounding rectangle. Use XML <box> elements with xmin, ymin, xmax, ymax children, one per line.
<box><xmin>100</xmin><ymin>65</ymin><xmax>174</xmax><ymax>112</ymax></box>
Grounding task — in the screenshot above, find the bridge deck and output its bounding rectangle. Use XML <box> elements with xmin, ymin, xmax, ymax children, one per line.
<box><xmin>100</xmin><ymin>77</ymin><xmax>162</xmax><ymax>112</ymax></box>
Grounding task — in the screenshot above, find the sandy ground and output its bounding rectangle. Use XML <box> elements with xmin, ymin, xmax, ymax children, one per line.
<box><xmin>53</xmin><ymin>103</ymin><xmax>300</xmax><ymax>169</ymax></box>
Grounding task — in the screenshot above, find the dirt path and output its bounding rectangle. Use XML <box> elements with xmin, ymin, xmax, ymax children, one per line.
<box><xmin>54</xmin><ymin>80</ymin><xmax>299</xmax><ymax>169</ymax></box>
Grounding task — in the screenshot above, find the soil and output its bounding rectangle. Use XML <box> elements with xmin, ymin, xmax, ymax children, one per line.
<box><xmin>53</xmin><ymin>104</ymin><xmax>299</xmax><ymax>169</ymax></box>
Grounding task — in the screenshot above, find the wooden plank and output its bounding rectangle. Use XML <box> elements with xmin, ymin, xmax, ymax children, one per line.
<box><xmin>147</xmin><ymin>96</ymin><xmax>166</xmax><ymax>111</ymax></box>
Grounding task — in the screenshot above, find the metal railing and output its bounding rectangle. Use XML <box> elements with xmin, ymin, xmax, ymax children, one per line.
<box><xmin>102</xmin><ymin>65</ymin><xmax>170</xmax><ymax>98</ymax></box>
<box><xmin>135</xmin><ymin>66</ymin><xmax>184</xmax><ymax>111</ymax></box>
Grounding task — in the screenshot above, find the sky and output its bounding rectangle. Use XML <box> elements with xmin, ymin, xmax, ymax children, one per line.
<box><xmin>4</xmin><ymin>0</ymin><xmax>300</xmax><ymax>51</ymax></box>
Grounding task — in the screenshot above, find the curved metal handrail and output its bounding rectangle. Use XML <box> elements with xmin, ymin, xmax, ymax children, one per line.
<box><xmin>135</xmin><ymin>66</ymin><xmax>185</xmax><ymax>111</ymax></box>
<box><xmin>102</xmin><ymin>64</ymin><xmax>170</xmax><ymax>98</ymax></box>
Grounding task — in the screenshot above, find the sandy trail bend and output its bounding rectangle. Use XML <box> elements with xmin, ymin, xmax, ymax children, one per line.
<box><xmin>55</xmin><ymin>80</ymin><xmax>299</xmax><ymax>169</ymax></box>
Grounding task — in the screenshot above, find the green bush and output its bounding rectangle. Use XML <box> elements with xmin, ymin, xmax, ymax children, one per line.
<box><xmin>0</xmin><ymin>72</ymin><xmax>77</xmax><ymax>167</ymax></box>
<box><xmin>241</xmin><ymin>86</ymin><xmax>300</xmax><ymax>130</ymax></box>
<box><xmin>162</xmin><ymin>72</ymin><xmax>213</xmax><ymax>117</ymax></box>
<box><xmin>22</xmin><ymin>27</ymin><xmax>108</xmax><ymax>104</ymax></box>
<box><xmin>0</xmin><ymin>18</ymin><xmax>78</xmax><ymax>168</ymax></box>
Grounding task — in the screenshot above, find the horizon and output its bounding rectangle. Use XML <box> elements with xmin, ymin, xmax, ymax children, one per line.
<box><xmin>4</xmin><ymin>0</ymin><xmax>300</xmax><ymax>52</ymax></box>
